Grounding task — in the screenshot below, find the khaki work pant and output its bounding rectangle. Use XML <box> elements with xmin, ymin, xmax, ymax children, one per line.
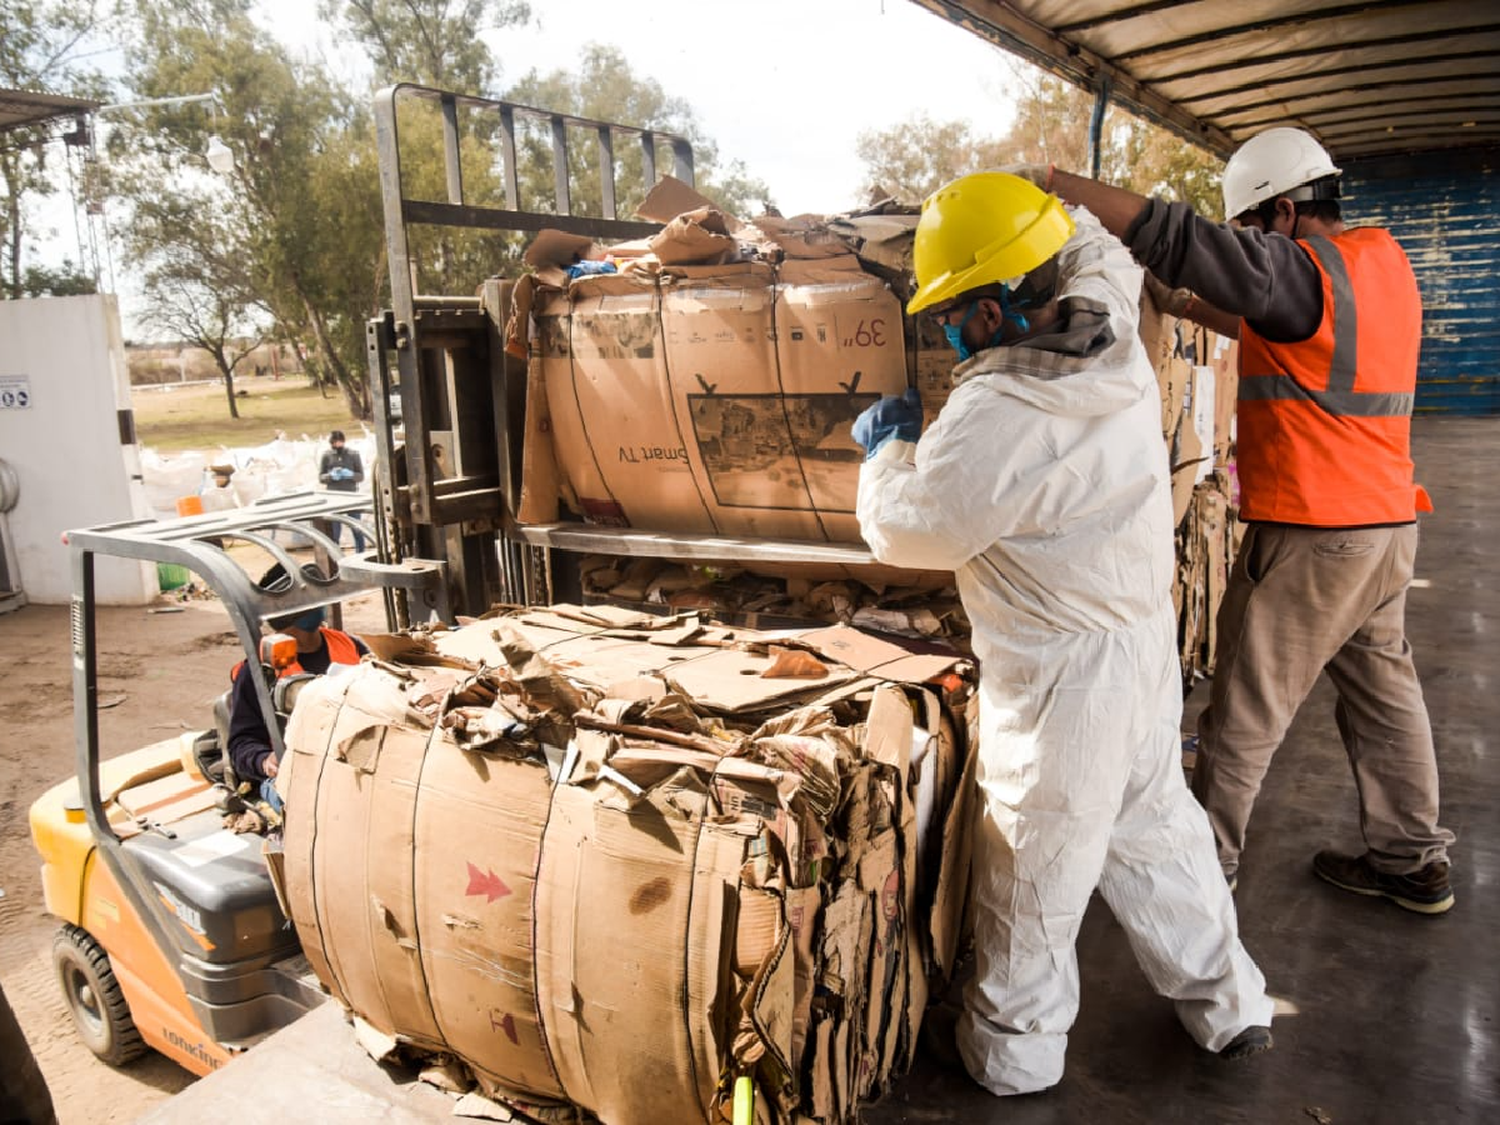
<box><xmin>1192</xmin><ymin>522</ymin><xmax>1454</xmax><ymax>877</ymax></box>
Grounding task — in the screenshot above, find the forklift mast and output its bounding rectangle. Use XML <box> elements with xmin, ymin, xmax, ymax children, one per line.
<box><xmin>368</xmin><ymin>83</ymin><xmax>886</xmax><ymax>619</ymax></box>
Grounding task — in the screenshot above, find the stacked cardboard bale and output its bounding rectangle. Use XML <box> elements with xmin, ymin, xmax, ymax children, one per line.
<box><xmin>1138</xmin><ymin>293</ymin><xmax>1241</xmax><ymax>682</ymax></box>
<box><xmin>279</xmin><ymin>605</ymin><xmax>977</xmax><ymax>1124</ymax></box>
<box><xmin>508</xmin><ymin>182</ymin><xmax>1241</xmax><ymax>670</ymax></box>
<box><xmin>508</xmin><ymin>187</ymin><xmax>945</xmax><ymax>545</ymax></box>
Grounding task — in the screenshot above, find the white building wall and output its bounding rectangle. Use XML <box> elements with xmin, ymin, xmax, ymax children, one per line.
<box><xmin>0</xmin><ymin>295</ymin><xmax>154</xmax><ymax>604</ymax></box>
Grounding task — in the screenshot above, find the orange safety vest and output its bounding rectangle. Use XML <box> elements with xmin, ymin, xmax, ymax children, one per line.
<box><xmin>231</xmin><ymin>627</ymin><xmax>361</xmax><ymax>682</ymax></box>
<box><xmin>1236</xmin><ymin>227</ymin><xmax>1431</xmax><ymax>526</ymax></box>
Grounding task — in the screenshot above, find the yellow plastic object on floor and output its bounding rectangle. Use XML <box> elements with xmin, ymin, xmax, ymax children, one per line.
<box><xmin>732</xmin><ymin>1076</ymin><xmax>754</xmax><ymax>1125</ymax></box>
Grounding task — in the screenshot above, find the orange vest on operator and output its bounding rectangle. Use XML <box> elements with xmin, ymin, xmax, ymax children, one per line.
<box><xmin>1236</xmin><ymin>227</ymin><xmax>1432</xmax><ymax>526</ymax></box>
<box><xmin>231</xmin><ymin>627</ymin><xmax>361</xmax><ymax>682</ymax></box>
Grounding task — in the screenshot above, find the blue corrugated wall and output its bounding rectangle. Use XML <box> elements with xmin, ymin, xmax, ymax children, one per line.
<box><xmin>1342</xmin><ymin>148</ymin><xmax>1500</xmax><ymax>415</ymax></box>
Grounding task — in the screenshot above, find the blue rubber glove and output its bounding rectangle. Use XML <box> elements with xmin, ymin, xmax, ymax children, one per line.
<box><xmin>851</xmin><ymin>387</ymin><xmax>923</xmax><ymax>460</ymax></box>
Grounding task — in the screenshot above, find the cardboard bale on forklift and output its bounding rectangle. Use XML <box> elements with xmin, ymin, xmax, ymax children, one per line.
<box><xmin>513</xmin><ymin>190</ymin><xmax>1242</xmax><ymax>677</ymax></box>
<box><xmin>278</xmin><ymin>607</ymin><xmax>977</xmax><ymax>1124</ymax></box>
<box><xmin>514</xmin><ymin>188</ymin><xmax>953</xmax><ymax>546</ymax></box>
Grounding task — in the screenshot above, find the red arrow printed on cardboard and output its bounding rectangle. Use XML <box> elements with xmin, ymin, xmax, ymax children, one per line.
<box><xmin>465</xmin><ymin>861</ymin><xmax>512</xmax><ymax>903</ymax></box>
<box><xmin>489</xmin><ymin>1011</ymin><xmax>519</xmax><ymax>1044</ymax></box>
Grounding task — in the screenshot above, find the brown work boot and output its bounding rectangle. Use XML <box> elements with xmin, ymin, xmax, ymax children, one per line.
<box><xmin>1313</xmin><ymin>850</ymin><xmax>1454</xmax><ymax>915</ymax></box>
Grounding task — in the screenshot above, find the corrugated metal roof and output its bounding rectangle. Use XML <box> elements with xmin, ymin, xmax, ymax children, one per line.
<box><xmin>915</xmin><ymin>1</ymin><xmax>1500</xmax><ymax>161</ymax></box>
<box><xmin>0</xmin><ymin>88</ymin><xmax>98</xmax><ymax>136</ymax></box>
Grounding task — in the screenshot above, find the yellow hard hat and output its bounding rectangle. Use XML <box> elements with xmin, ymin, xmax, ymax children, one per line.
<box><xmin>907</xmin><ymin>172</ymin><xmax>1076</xmax><ymax>315</ymax></box>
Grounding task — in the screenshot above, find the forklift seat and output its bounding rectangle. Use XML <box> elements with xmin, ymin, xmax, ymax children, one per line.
<box><xmin>191</xmin><ymin>729</ymin><xmax>227</xmax><ymax>786</ymax></box>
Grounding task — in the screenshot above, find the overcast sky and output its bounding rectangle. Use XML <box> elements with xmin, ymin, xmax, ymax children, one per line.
<box><xmin>39</xmin><ymin>0</ymin><xmax>1036</xmax><ymax>333</ymax></box>
<box><xmin>261</xmin><ymin>0</ymin><xmax>1029</xmax><ymax>214</ymax></box>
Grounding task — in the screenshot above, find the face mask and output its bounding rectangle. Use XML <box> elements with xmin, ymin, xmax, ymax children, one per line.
<box><xmin>944</xmin><ymin>294</ymin><xmax>1029</xmax><ymax>361</ymax></box>
<box><xmin>294</xmin><ymin>608</ymin><xmax>327</xmax><ymax>631</ymax></box>
<box><xmin>943</xmin><ymin>302</ymin><xmax>981</xmax><ymax>361</ymax></box>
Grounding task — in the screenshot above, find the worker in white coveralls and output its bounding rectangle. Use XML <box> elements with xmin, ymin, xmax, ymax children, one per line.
<box><xmin>850</xmin><ymin>172</ymin><xmax>1275</xmax><ymax>1096</ymax></box>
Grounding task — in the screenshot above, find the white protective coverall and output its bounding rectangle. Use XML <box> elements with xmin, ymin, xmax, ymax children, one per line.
<box><xmin>857</xmin><ymin>208</ymin><xmax>1273</xmax><ymax>1095</ymax></box>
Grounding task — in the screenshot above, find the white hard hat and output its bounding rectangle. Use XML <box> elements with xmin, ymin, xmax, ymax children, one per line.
<box><xmin>1221</xmin><ymin>127</ymin><xmax>1341</xmax><ymax>221</ymax></box>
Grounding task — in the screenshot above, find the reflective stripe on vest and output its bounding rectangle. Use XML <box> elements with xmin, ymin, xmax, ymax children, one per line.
<box><xmin>1236</xmin><ymin>227</ymin><xmax>1423</xmax><ymax>526</ymax></box>
<box><xmin>1238</xmin><ymin>236</ymin><xmax>1414</xmax><ymax>418</ymax></box>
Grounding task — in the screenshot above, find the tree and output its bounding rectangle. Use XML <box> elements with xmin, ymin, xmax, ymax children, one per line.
<box><xmin>507</xmin><ymin>45</ymin><xmax>775</xmax><ymax>221</ymax></box>
<box><xmin>129</xmin><ymin>197</ymin><xmax>264</xmax><ymax>417</ymax></box>
<box><xmin>319</xmin><ymin>0</ymin><xmax>531</xmax><ymax>92</ymax></box>
<box><xmin>19</xmin><ymin>260</ymin><xmax>97</xmax><ymax>296</ymax></box>
<box><xmin>0</xmin><ymin>0</ymin><xmax>113</xmax><ymax>298</ymax></box>
<box><xmin>855</xmin><ymin>65</ymin><xmax>1223</xmax><ymax>216</ymax></box>
<box><xmin>114</xmin><ymin>0</ymin><xmax>381</xmax><ymax>418</ymax></box>
<box><xmin>855</xmin><ymin>112</ymin><xmax>1011</xmax><ymax>203</ymax></box>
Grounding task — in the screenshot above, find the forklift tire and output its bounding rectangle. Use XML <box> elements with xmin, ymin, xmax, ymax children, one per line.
<box><xmin>53</xmin><ymin>924</ymin><xmax>146</xmax><ymax>1066</ymax></box>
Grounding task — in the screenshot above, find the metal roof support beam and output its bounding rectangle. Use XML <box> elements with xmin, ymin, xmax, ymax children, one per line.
<box><xmin>1089</xmin><ymin>74</ymin><xmax>1112</xmax><ymax>180</ymax></box>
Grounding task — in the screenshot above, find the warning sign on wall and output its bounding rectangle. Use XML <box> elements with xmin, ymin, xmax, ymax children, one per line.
<box><xmin>0</xmin><ymin>376</ymin><xmax>31</xmax><ymax>410</ymax></box>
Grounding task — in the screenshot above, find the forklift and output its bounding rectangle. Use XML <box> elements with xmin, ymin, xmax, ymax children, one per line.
<box><xmin>28</xmin><ymin>490</ymin><xmax>446</xmax><ymax>1075</ymax></box>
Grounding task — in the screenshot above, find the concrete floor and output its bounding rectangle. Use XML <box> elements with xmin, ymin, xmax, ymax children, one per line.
<box><xmin>128</xmin><ymin>417</ymin><xmax>1499</xmax><ymax>1124</ymax></box>
<box><xmin>866</xmin><ymin>415</ymin><xmax>1500</xmax><ymax>1124</ymax></box>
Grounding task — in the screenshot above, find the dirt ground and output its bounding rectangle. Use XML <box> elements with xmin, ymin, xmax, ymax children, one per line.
<box><xmin>0</xmin><ymin>588</ymin><xmax>390</xmax><ymax>1124</ymax></box>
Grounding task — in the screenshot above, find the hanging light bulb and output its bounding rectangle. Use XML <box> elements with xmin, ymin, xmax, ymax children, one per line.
<box><xmin>206</xmin><ymin>134</ymin><xmax>234</xmax><ymax>174</ymax></box>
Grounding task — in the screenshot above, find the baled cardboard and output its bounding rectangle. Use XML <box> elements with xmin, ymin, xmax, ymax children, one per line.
<box><xmin>529</xmin><ymin>226</ymin><xmax>951</xmax><ymax>548</ymax></box>
<box><xmin>557</xmin><ymin>272</ymin><xmax>716</xmax><ymax>533</ymax></box>
<box><xmin>282</xmin><ymin>612</ymin><xmax>976</xmax><ymax>1125</ymax></box>
<box><xmin>773</xmin><ymin>257</ymin><xmax>909</xmax><ymax>542</ymax></box>
<box><xmin>514</xmin><ymin>202</ymin><xmax>1245</xmax><ymax>690</ymax></box>
<box><xmin>661</xmin><ymin>261</ymin><xmax>827</xmax><ymax>540</ymax></box>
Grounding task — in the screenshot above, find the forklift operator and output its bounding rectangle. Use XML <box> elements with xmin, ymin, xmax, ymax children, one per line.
<box><xmin>227</xmin><ymin>565</ymin><xmax>368</xmax><ymax>809</ymax></box>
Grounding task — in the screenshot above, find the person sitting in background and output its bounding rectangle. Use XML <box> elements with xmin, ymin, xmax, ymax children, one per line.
<box><xmin>227</xmin><ymin>564</ymin><xmax>367</xmax><ymax>812</ymax></box>
<box><xmin>317</xmin><ymin>430</ymin><xmax>366</xmax><ymax>552</ymax></box>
